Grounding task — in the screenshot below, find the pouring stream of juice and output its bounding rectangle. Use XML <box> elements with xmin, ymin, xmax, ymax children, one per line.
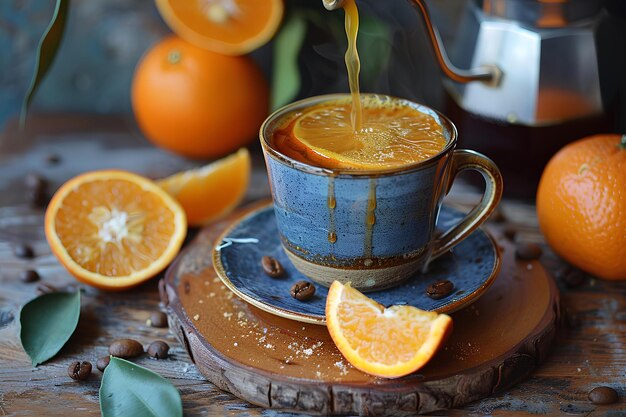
<box><xmin>274</xmin><ymin>0</ymin><xmax>446</xmax><ymax>171</ymax></box>
<box><xmin>343</xmin><ymin>0</ymin><xmax>362</xmax><ymax>132</ymax></box>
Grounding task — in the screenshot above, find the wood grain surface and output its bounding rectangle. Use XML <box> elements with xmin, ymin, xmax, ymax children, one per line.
<box><xmin>0</xmin><ymin>116</ymin><xmax>625</xmax><ymax>416</ymax></box>
<box><xmin>162</xmin><ymin>202</ymin><xmax>559</xmax><ymax>415</ymax></box>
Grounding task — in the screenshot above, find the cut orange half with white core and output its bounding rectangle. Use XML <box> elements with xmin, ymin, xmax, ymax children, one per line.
<box><xmin>45</xmin><ymin>170</ymin><xmax>187</xmax><ymax>291</ymax></box>
<box><xmin>155</xmin><ymin>0</ymin><xmax>284</xmax><ymax>55</ymax></box>
<box><xmin>326</xmin><ymin>281</ymin><xmax>453</xmax><ymax>378</ymax></box>
<box><xmin>158</xmin><ymin>148</ymin><xmax>250</xmax><ymax>226</ymax></box>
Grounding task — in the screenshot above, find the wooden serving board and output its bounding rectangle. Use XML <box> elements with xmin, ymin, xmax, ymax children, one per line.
<box><xmin>161</xmin><ymin>202</ymin><xmax>560</xmax><ymax>416</ymax></box>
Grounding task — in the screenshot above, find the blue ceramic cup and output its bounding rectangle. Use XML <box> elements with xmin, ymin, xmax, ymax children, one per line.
<box><xmin>260</xmin><ymin>94</ymin><xmax>503</xmax><ymax>292</ymax></box>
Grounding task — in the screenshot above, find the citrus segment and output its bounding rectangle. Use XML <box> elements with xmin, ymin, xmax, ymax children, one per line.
<box><xmin>325</xmin><ymin>281</ymin><xmax>452</xmax><ymax>378</ymax></box>
<box><xmin>155</xmin><ymin>0</ymin><xmax>284</xmax><ymax>55</ymax></box>
<box><xmin>45</xmin><ymin>170</ymin><xmax>187</xmax><ymax>290</ymax></box>
<box><xmin>290</xmin><ymin>99</ymin><xmax>447</xmax><ymax>170</ymax></box>
<box><xmin>158</xmin><ymin>148</ymin><xmax>250</xmax><ymax>226</ymax></box>
<box><xmin>537</xmin><ymin>134</ymin><xmax>626</xmax><ymax>280</ymax></box>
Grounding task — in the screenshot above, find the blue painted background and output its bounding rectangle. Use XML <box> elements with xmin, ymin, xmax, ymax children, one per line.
<box><xmin>0</xmin><ymin>0</ymin><xmax>168</xmax><ymax>128</ymax></box>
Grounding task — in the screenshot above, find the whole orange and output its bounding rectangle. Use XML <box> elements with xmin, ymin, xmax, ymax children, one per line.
<box><xmin>537</xmin><ymin>134</ymin><xmax>626</xmax><ymax>280</ymax></box>
<box><xmin>131</xmin><ymin>36</ymin><xmax>269</xmax><ymax>159</ymax></box>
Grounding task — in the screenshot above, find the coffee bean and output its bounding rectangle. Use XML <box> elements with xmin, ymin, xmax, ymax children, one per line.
<box><xmin>515</xmin><ymin>242</ymin><xmax>543</xmax><ymax>260</ymax></box>
<box><xmin>45</xmin><ymin>153</ymin><xmax>61</xmax><ymax>165</ymax></box>
<box><xmin>96</xmin><ymin>356</ymin><xmax>110</xmax><ymax>372</ymax></box>
<box><xmin>261</xmin><ymin>256</ymin><xmax>284</xmax><ymax>278</ymax></box>
<box><xmin>36</xmin><ymin>282</ymin><xmax>57</xmax><ymax>294</ymax></box>
<box><xmin>20</xmin><ymin>270</ymin><xmax>40</xmax><ymax>283</ymax></box>
<box><xmin>13</xmin><ymin>243</ymin><xmax>34</xmax><ymax>259</ymax></box>
<box><xmin>27</xmin><ymin>187</ymin><xmax>49</xmax><ymax>208</ymax></box>
<box><xmin>588</xmin><ymin>386</ymin><xmax>618</xmax><ymax>405</ymax></box>
<box><xmin>491</xmin><ymin>210</ymin><xmax>506</xmax><ymax>223</ymax></box>
<box><xmin>24</xmin><ymin>173</ymin><xmax>47</xmax><ymax>190</ymax></box>
<box><xmin>426</xmin><ymin>280</ymin><xmax>455</xmax><ymax>300</ymax></box>
<box><xmin>109</xmin><ymin>339</ymin><xmax>144</xmax><ymax>358</ymax></box>
<box><xmin>147</xmin><ymin>341</ymin><xmax>170</xmax><ymax>359</ymax></box>
<box><xmin>559</xmin><ymin>267</ymin><xmax>586</xmax><ymax>288</ymax></box>
<box><xmin>503</xmin><ymin>226</ymin><xmax>516</xmax><ymax>241</ymax></box>
<box><xmin>290</xmin><ymin>281</ymin><xmax>316</xmax><ymax>301</ymax></box>
<box><xmin>68</xmin><ymin>361</ymin><xmax>92</xmax><ymax>380</ymax></box>
<box><xmin>24</xmin><ymin>174</ymin><xmax>49</xmax><ymax>207</ymax></box>
<box><xmin>149</xmin><ymin>311</ymin><xmax>168</xmax><ymax>328</ymax></box>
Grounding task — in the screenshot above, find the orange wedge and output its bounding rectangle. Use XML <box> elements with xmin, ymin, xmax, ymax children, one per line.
<box><xmin>45</xmin><ymin>170</ymin><xmax>187</xmax><ymax>291</ymax></box>
<box><xmin>291</xmin><ymin>100</ymin><xmax>447</xmax><ymax>170</ymax></box>
<box><xmin>158</xmin><ymin>148</ymin><xmax>250</xmax><ymax>226</ymax></box>
<box><xmin>155</xmin><ymin>0</ymin><xmax>284</xmax><ymax>55</ymax></box>
<box><xmin>326</xmin><ymin>281</ymin><xmax>452</xmax><ymax>378</ymax></box>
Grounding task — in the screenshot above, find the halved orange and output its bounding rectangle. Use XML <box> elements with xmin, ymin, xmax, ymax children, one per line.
<box><xmin>158</xmin><ymin>148</ymin><xmax>250</xmax><ymax>226</ymax></box>
<box><xmin>155</xmin><ymin>0</ymin><xmax>284</xmax><ymax>55</ymax></box>
<box><xmin>291</xmin><ymin>99</ymin><xmax>447</xmax><ymax>170</ymax></box>
<box><xmin>326</xmin><ymin>281</ymin><xmax>452</xmax><ymax>378</ymax></box>
<box><xmin>45</xmin><ymin>170</ymin><xmax>187</xmax><ymax>291</ymax></box>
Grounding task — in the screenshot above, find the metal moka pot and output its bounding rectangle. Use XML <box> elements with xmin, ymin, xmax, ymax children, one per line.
<box><xmin>323</xmin><ymin>0</ymin><xmax>605</xmax><ymax>126</ymax></box>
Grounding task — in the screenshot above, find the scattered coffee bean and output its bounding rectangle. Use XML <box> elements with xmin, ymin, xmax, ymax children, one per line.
<box><xmin>68</xmin><ymin>361</ymin><xmax>92</xmax><ymax>380</ymax></box>
<box><xmin>13</xmin><ymin>243</ymin><xmax>34</xmax><ymax>259</ymax></box>
<box><xmin>36</xmin><ymin>282</ymin><xmax>57</xmax><ymax>294</ymax></box>
<box><xmin>27</xmin><ymin>187</ymin><xmax>49</xmax><ymax>208</ymax></box>
<box><xmin>588</xmin><ymin>386</ymin><xmax>618</xmax><ymax>405</ymax></box>
<box><xmin>261</xmin><ymin>256</ymin><xmax>284</xmax><ymax>278</ymax></box>
<box><xmin>426</xmin><ymin>280</ymin><xmax>455</xmax><ymax>300</ymax></box>
<box><xmin>24</xmin><ymin>173</ymin><xmax>47</xmax><ymax>190</ymax></box>
<box><xmin>515</xmin><ymin>242</ymin><xmax>543</xmax><ymax>260</ymax></box>
<box><xmin>503</xmin><ymin>226</ymin><xmax>516</xmax><ymax>241</ymax></box>
<box><xmin>490</xmin><ymin>210</ymin><xmax>506</xmax><ymax>223</ymax></box>
<box><xmin>147</xmin><ymin>341</ymin><xmax>170</xmax><ymax>359</ymax></box>
<box><xmin>20</xmin><ymin>270</ymin><xmax>40</xmax><ymax>283</ymax></box>
<box><xmin>96</xmin><ymin>356</ymin><xmax>111</xmax><ymax>372</ymax></box>
<box><xmin>24</xmin><ymin>174</ymin><xmax>49</xmax><ymax>207</ymax></box>
<box><xmin>559</xmin><ymin>267</ymin><xmax>586</xmax><ymax>288</ymax></box>
<box><xmin>290</xmin><ymin>281</ymin><xmax>316</xmax><ymax>301</ymax></box>
<box><xmin>109</xmin><ymin>339</ymin><xmax>144</xmax><ymax>358</ymax></box>
<box><xmin>45</xmin><ymin>153</ymin><xmax>61</xmax><ymax>165</ymax></box>
<box><xmin>149</xmin><ymin>311</ymin><xmax>168</xmax><ymax>328</ymax></box>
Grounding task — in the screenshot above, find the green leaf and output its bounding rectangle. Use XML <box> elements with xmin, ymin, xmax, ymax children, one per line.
<box><xmin>271</xmin><ymin>12</ymin><xmax>307</xmax><ymax>111</ymax></box>
<box><xmin>20</xmin><ymin>0</ymin><xmax>70</xmax><ymax>128</ymax></box>
<box><xmin>100</xmin><ymin>357</ymin><xmax>183</xmax><ymax>417</ymax></box>
<box><xmin>357</xmin><ymin>14</ymin><xmax>392</xmax><ymax>87</ymax></box>
<box><xmin>19</xmin><ymin>291</ymin><xmax>81</xmax><ymax>366</ymax></box>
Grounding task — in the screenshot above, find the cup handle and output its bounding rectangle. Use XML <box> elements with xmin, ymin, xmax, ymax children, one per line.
<box><xmin>430</xmin><ymin>149</ymin><xmax>503</xmax><ymax>260</ymax></box>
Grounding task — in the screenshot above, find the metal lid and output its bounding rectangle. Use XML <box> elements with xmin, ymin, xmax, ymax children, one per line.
<box><xmin>479</xmin><ymin>0</ymin><xmax>604</xmax><ymax>27</ymax></box>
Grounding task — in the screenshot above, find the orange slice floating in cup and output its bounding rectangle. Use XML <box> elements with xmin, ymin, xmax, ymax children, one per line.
<box><xmin>326</xmin><ymin>281</ymin><xmax>453</xmax><ymax>378</ymax></box>
<box><xmin>291</xmin><ymin>101</ymin><xmax>447</xmax><ymax>170</ymax></box>
<box><xmin>155</xmin><ymin>0</ymin><xmax>284</xmax><ymax>55</ymax></box>
<box><xmin>45</xmin><ymin>170</ymin><xmax>187</xmax><ymax>291</ymax></box>
<box><xmin>158</xmin><ymin>148</ymin><xmax>250</xmax><ymax>226</ymax></box>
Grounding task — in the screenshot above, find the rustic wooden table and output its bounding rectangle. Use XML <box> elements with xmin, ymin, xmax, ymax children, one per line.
<box><xmin>0</xmin><ymin>116</ymin><xmax>624</xmax><ymax>416</ymax></box>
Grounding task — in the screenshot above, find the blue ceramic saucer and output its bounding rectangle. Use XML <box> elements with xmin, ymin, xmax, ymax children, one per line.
<box><xmin>212</xmin><ymin>204</ymin><xmax>501</xmax><ymax>325</ymax></box>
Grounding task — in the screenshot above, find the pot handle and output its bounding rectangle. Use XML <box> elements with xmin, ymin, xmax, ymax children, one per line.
<box><xmin>322</xmin><ymin>0</ymin><xmax>502</xmax><ymax>86</ymax></box>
